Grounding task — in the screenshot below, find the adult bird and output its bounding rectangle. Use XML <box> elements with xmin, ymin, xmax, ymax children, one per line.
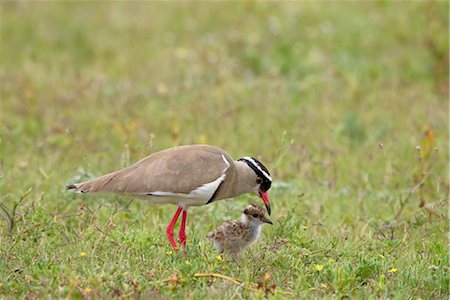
<box><xmin>66</xmin><ymin>144</ymin><xmax>272</xmax><ymax>249</ymax></box>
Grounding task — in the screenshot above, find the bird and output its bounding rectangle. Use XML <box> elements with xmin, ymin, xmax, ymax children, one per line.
<box><xmin>206</xmin><ymin>204</ymin><xmax>272</xmax><ymax>259</ymax></box>
<box><xmin>66</xmin><ymin>144</ymin><xmax>272</xmax><ymax>250</ymax></box>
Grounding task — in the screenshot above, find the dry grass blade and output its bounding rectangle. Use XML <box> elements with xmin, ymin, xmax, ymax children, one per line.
<box><xmin>393</xmin><ymin>170</ymin><xmax>432</xmax><ymax>221</ymax></box>
<box><xmin>194</xmin><ymin>273</ymin><xmax>258</xmax><ymax>292</ymax></box>
<box><xmin>0</xmin><ymin>187</ymin><xmax>32</xmax><ymax>232</ymax></box>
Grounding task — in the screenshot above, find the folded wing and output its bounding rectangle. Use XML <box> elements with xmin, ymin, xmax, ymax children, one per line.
<box><xmin>68</xmin><ymin>145</ymin><xmax>234</xmax><ymax>198</ymax></box>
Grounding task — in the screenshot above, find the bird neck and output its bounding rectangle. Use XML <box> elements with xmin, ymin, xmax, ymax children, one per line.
<box><xmin>240</xmin><ymin>214</ymin><xmax>261</xmax><ymax>228</ymax></box>
<box><xmin>210</xmin><ymin>160</ymin><xmax>257</xmax><ymax>201</ymax></box>
<box><xmin>240</xmin><ymin>214</ymin><xmax>262</xmax><ymax>239</ymax></box>
<box><xmin>234</xmin><ymin>160</ymin><xmax>257</xmax><ymax>196</ymax></box>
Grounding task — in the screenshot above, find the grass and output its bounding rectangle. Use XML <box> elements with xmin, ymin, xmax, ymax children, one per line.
<box><xmin>0</xmin><ymin>1</ymin><xmax>449</xmax><ymax>299</ymax></box>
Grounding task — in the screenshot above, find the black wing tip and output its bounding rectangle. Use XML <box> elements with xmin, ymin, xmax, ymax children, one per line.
<box><xmin>66</xmin><ymin>184</ymin><xmax>77</xmax><ymax>190</ymax></box>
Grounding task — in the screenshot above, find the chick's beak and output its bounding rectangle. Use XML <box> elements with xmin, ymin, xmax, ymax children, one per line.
<box><xmin>259</xmin><ymin>191</ymin><xmax>271</xmax><ymax>215</ymax></box>
<box><xmin>262</xmin><ymin>217</ymin><xmax>273</xmax><ymax>225</ymax></box>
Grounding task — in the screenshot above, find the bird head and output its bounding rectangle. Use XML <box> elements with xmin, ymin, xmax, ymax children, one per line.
<box><xmin>243</xmin><ymin>204</ymin><xmax>273</xmax><ymax>225</ymax></box>
<box><xmin>238</xmin><ymin>157</ymin><xmax>272</xmax><ymax>215</ymax></box>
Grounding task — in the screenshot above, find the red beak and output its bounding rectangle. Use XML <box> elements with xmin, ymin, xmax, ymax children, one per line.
<box><xmin>259</xmin><ymin>191</ymin><xmax>271</xmax><ymax>215</ymax></box>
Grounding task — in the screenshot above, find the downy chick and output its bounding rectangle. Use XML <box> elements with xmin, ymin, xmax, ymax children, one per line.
<box><xmin>207</xmin><ymin>204</ymin><xmax>272</xmax><ymax>259</ymax></box>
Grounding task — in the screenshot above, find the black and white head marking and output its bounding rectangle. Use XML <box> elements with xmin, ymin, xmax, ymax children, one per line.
<box><xmin>238</xmin><ymin>157</ymin><xmax>272</xmax><ymax>192</ymax></box>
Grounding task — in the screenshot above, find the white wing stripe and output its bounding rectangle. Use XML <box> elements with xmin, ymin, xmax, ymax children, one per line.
<box><xmin>188</xmin><ymin>172</ymin><xmax>227</xmax><ymax>200</ymax></box>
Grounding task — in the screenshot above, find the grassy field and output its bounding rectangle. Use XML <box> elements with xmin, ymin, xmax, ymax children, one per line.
<box><xmin>0</xmin><ymin>1</ymin><xmax>449</xmax><ymax>299</ymax></box>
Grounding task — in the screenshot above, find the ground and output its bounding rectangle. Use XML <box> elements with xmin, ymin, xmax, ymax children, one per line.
<box><xmin>0</xmin><ymin>1</ymin><xmax>448</xmax><ymax>299</ymax></box>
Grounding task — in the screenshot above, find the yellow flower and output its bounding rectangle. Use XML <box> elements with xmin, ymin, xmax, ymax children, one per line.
<box><xmin>166</xmin><ymin>250</ymin><xmax>173</xmax><ymax>255</ymax></box>
<box><xmin>175</xmin><ymin>48</ymin><xmax>190</xmax><ymax>59</ymax></box>
<box><xmin>303</xmin><ymin>226</ymin><xmax>308</xmax><ymax>230</ymax></box>
<box><xmin>157</xmin><ymin>83</ymin><xmax>169</xmax><ymax>95</ymax></box>
<box><xmin>328</xmin><ymin>258</ymin><xmax>335</xmax><ymax>263</ymax></box>
<box><xmin>316</xmin><ymin>264</ymin><xmax>324</xmax><ymax>271</ymax></box>
<box><xmin>378</xmin><ymin>254</ymin><xmax>385</xmax><ymax>259</ymax></box>
<box><xmin>79</xmin><ymin>252</ymin><xmax>87</xmax><ymax>257</ymax></box>
<box><xmin>388</xmin><ymin>268</ymin><xmax>397</xmax><ymax>273</ymax></box>
<box><xmin>216</xmin><ymin>255</ymin><xmax>223</xmax><ymax>261</ymax></box>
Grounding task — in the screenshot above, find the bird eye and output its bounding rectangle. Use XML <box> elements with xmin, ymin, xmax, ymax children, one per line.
<box><xmin>256</xmin><ymin>177</ymin><xmax>262</xmax><ymax>184</ymax></box>
<box><xmin>252</xmin><ymin>213</ymin><xmax>258</xmax><ymax>218</ymax></box>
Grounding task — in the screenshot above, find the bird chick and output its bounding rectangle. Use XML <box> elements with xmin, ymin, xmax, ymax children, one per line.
<box><xmin>207</xmin><ymin>204</ymin><xmax>273</xmax><ymax>259</ymax></box>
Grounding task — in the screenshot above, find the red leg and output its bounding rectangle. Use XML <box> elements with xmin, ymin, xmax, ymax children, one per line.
<box><xmin>178</xmin><ymin>210</ymin><xmax>188</xmax><ymax>247</ymax></box>
<box><xmin>166</xmin><ymin>207</ymin><xmax>182</xmax><ymax>249</ymax></box>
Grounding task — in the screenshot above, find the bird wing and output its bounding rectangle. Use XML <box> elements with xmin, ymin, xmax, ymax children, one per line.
<box><xmin>207</xmin><ymin>220</ymin><xmax>247</xmax><ymax>244</ymax></box>
<box><xmin>71</xmin><ymin>145</ymin><xmax>235</xmax><ymax>199</ymax></box>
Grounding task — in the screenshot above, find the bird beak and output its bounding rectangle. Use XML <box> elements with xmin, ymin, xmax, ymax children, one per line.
<box><xmin>262</xmin><ymin>217</ymin><xmax>273</xmax><ymax>225</ymax></box>
<box><xmin>259</xmin><ymin>191</ymin><xmax>271</xmax><ymax>215</ymax></box>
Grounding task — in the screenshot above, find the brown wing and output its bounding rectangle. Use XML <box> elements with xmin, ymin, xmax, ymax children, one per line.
<box><xmin>69</xmin><ymin>145</ymin><xmax>235</xmax><ymax>195</ymax></box>
<box><xmin>207</xmin><ymin>220</ymin><xmax>247</xmax><ymax>242</ymax></box>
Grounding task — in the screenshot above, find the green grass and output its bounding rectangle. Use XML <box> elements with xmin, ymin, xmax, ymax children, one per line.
<box><xmin>0</xmin><ymin>1</ymin><xmax>448</xmax><ymax>299</ymax></box>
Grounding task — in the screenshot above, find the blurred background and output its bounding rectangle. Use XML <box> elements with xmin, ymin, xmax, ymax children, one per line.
<box><xmin>0</xmin><ymin>1</ymin><xmax>448</xmax><ymax>298</ymax></box>
<box><xmin>1</xmin><ymin>1</ymin><xmax>448</xmax><ymax>188</ymax></box>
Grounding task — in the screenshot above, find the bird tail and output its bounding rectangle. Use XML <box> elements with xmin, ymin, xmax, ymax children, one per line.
<box><xmin>66</xmin><ymin>183</ymin><xmax>77</xmax><ymax>190</ymax></box>
<box><xmin>65</xmin><ymin>170</ymin><xmax>120</xmax><ymax>194</ymax></box>
<box><xmin>65</xmin><ymin>183</ymin><xmax>88</xmax><ymax>193</ymax></box>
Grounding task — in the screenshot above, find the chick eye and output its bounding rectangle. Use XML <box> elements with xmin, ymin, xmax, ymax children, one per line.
<box><xmin>256</xmin><ymin>177</ymin><xmax>263</xmax><ymax>184</ymax></box>
<box><xmin>252</xmin><ymin>213</ymin><xmax>258</xmax><ymax>218</ymax></box>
